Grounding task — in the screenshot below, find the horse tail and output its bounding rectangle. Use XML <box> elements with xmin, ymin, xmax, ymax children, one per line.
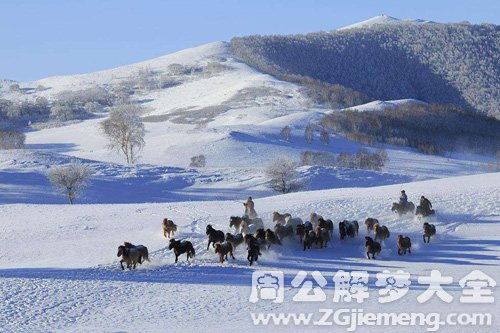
<box><xmin>189</xmin><ymin>243</ymin><xmax>196</xmax><ymax>258</ymax></box>
<box><xmin>143</xmin><ymin>247</ymin><xmax>150</xmax><ymax>262</ymax></box>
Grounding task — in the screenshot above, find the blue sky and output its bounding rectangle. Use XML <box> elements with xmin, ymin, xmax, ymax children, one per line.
<box><xmin>1</xmin><ymin>0</ymin><xmax>498</xmax><ymax>81</ymax></box>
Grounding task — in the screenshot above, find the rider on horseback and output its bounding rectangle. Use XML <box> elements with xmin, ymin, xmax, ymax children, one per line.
<box><xmin>418</xmin><ymin>196</ymin><xmax>434</xmax><ymax>216</ymax></box>
<box><xmin>399</xmin><ymin>190</ymin><xmax>408</xmax><ymax>208</ymax></box>
<box><xmin>243</xmin><ymin>196</ymin><xmax>258</xmax><ymax>219</ymax></box>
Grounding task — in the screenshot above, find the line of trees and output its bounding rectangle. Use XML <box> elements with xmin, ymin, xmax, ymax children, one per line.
<box><xmin>300</xmin><ymin>148</ymin><xmax>388</xmax><ymax>171</ymax></box>
<box><xmin>321</xmin><ymin>104</ymin><xmax>500</xmax><ymax>155</ymax></box>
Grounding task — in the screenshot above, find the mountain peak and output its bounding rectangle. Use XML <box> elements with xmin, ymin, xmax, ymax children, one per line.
<box><xmin>338</xmin><ymin>15</ymin><xmax>436</xmax><ymax>30</ymax></box>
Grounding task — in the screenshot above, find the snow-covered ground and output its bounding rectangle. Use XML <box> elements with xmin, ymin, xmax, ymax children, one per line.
<box><xmin>0</xmin><ymin>173</ymin><xmax>498</xmax><ymax>332</ymax></box>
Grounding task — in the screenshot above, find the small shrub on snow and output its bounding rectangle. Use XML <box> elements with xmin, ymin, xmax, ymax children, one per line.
<box><xmin>280</xmin><ymin>125</ymin><xmax>291</xmax><ymax>141</ymax></box>
<box><xmin>336</xmin><ymin>148</ymin><xmax>388</xmax><ymax>171</ymax></box>
<box><xmin>300</xmin><ymin>151</ymin><xmax>336</xmax><ymax>167</ymax></box>
<box><xmin>304</xmin><ymin>123</ymin><xmax>314</xmax><ymax>143</ymax></box>
<box><xmin>168</xmin><ymin>63</ymin><xmax>191</xmax><ymax>76</ymax></box>
<box><xmin>0</xmin><ymin>129</ymin><xmax>25</xmax><ymax>149</ymax></box>
<box><xmin>320</xmin><ymin>129</ymin><xmax>330</xmax><ymax>145</ymax></box>
<box><xmin>84</xmin><ymin>101</ymin><xmax>104</xmax><ymax>114</ymax></box>
<box><xmin>50</xmin><ymin>104</ymin><xmax>76</xmax><ymax>121</ymax></box>
<box><xmin>9</xmin><ymin>84</ymin><xmax>21</xmax><ymax>93</ymax></box>
<box><xmin>190</xmin><ymin>155</ymin><xmax>206</xmax><ymax>168</ymax></box>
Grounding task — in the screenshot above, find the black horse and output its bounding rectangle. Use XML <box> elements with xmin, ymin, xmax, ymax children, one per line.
<box><xmin>339</xmin><ymin>220</ymin><xmax>359</xmax><ymax>240</ymax></box>
<box><xmin>169</xmin><ymin>239</ymin><xmax>196</xmax><ymax>263</ymax></box>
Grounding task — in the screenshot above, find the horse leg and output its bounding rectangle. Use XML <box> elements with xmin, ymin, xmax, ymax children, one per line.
<box><xmin>207</xmin><ymin>241</ymin><xmax>211</xmax><ymax>251</ymax></box>
<box><xmin>120</xmin><ymin>260</ymin><xmax>125</xmax><ymax>270</ymax></box>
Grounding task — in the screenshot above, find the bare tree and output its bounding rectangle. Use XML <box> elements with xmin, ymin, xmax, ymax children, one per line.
<box><xmin>320</xmin><ymin>129</ymin><xmax>330</xmax><ymax>145</ymax></box>
<box><xmin>101</xmin><ymin>103</ymin><xmax>145</xmax><ymax>164</ymax></box>
<box><xmin>265</xmin><ymin>156</ymin><xmax>303</xmax><ymax>194</ymax></box>
<box><xmin>48</xmin><ymin>162</ymin><xmax>91</xmax><ymax>204</ymax></box>
<box><xmin>304</xmin><ymin>123</ymin><xmax>314</xmax><ymax>143</ymax></box>
<box><xmin>281</xmin><ymin>125</ymin><xmax>291</xmax><ymax>141</ymax></box>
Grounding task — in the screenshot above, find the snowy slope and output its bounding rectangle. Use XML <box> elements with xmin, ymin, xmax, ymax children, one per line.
<box><xmin>338</xmin><ymin>15</ymin><xmax>437</xmax><ymax>30</ymax></box>
<box><xmin>0</xmin><ymin>172</ymin><xmax>498</xmax><ymax>332</ymax></box>
<box><xmin>0</xmin><ymin>38</ymin><xmax>493</xmax><ymax>205</ymax></box>
<box><xmin>343</xmin><ymin>99</ymin><xmax>428</xmax><ymax>112</ymax></box>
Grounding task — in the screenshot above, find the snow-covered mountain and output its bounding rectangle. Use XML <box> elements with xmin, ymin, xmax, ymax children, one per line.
<box><xmin>231</xmin><ymin>20</ymin><xmax>499</xmax><ymax>117</ymax></box>
<box><xmin>338</xmin><ymin>14</ymin><xmax>437</xmax><ymax>30</ymax></box>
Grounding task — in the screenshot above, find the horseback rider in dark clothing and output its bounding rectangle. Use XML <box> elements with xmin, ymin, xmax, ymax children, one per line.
<box><xmin>399</xmin><ymin>190</ymin><xmax>408</xmax><ymax>208</ymax></box>
<box><xmin>419</xmin><ymin>196</ymin><xmax>433</xmax><ymax>215</ymax></box>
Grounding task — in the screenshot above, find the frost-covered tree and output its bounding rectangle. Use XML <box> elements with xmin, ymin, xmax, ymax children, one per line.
<box><xmin>281</xmin><ymin>125</ymin><xmax>291</xmax><ymax>141</ymax></box>
<box><xmin>304</xmin><ymin>123</ymin><xmax>314</xmax><ymax>143</ymax></box>
<box><xmin>101</xmin><ymin>103</ymin><xmax>145</xmax><ymax>164</ymax></box>
<box><xmin>134</xmin><ymin>67</ymin><xmax>158</xmax><ymax>90</ymax></box>
<box><xmin>265</xmin><ymin>156</ymin><xmax>303</xmax><ymax>194</ymax></box>
<box><xmin>168</xmin><ymin>63</ymin><xmax>190</xmax><ymax>76</ymax></box>
<box><xmin>320</xmin><ymin>129</ymin><xmax>330</xmax><ymax>145</ymax></box>
<box><xmin>48</xmin><ymin>162</ymin><xmax>91</xmax><ymax>204</ymax></box>
<box><xmin>321</xmin><ymin>104</ymin><xmax>500</xmax><ymax>155</ymax></box>
<box><xmin>84</xmin><ymin>101</ymin><xmax>104</xmax><ymax>114</ymax></box>
<box><xmin>0</xmin><ymin>130</ymin><xmax>25</xmax><ymax>149</ymax></box>
<box><xmin>9</xmin><ymin>84</ymin><xmax>21</xmax><ymax>93</ymax></box>
<box><xmin>50</xmin><ymin>104</ymin><xmax>74</xmax><ymax>121</ymax></box>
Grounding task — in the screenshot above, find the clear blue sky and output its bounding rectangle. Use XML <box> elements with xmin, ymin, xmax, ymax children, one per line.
<box><xmin>1</xmin><ymin>0</ymin><xmax>498</xmax><ymax>81</ymax></box>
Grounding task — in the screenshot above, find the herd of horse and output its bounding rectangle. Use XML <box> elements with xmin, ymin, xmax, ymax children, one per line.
<box><xmin>116</xmin><ymin>204</ymin><xmax>438</xmax><ymax>269</ymax></box>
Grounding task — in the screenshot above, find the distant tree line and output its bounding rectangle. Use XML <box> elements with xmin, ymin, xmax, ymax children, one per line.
<box><xmin>301</xmin><ymin>148</ymin><xmax>388</xmax><ymax>171</ymax></box>
<box><xmin>321</xmin><ymin>104</ymin><xmax>500</xmax><ymax>155</ymax></box>
<box><xmin>0</xmin><ymin>87</ymin><xmax>114</xmax><ymax>126</ymax></box>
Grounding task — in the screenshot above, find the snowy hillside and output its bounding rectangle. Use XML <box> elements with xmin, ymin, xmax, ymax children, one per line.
<box><xmin>0</xmin><ymin>172</ymin><xmax>498</xmax><ymax>332</ymax></box>
<box><xmin>338</xmin><ymin>15</ymin><xmax>437</xmax><ymax>30</ymax></box>
<box><xmin>0</xmin><ymin>38</ymin><xmax>494</xmax><ymax>204</ymax></box>
<box><xmin>343</xmin><ymin>99</ymin><xmax>428</xmax><ymax>112</ymax></box>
